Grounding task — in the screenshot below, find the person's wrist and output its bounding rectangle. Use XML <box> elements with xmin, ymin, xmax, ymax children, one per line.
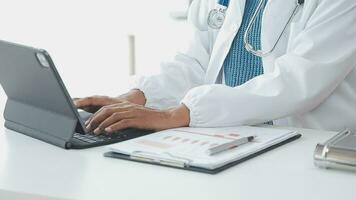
<box><xmin>165</xmin><ymin>104</ymin><xmax>190</xmax><ymax>128</ymax></box>
<box><xmin>118</xmin><ymin>89</ymin><xmax>146</xmax><ymax>105</ymax></box>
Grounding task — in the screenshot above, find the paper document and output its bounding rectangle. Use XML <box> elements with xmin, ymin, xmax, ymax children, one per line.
<box><xmin>108</xmin><ymin>126</ymin><xmax>299</xmax><ymax>170</ymax></box>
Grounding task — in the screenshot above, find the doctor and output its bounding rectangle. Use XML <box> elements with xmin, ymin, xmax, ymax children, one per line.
<box><xmin>75</xmin><ymin>0</ymin><xmax>356</xmax><ymax>135</ymax></box>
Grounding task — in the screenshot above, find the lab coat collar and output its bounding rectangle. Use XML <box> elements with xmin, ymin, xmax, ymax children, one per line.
<box><xmin>205</xmin><ymin>0</ymin><xmax>245</xmax><ymax>84</ymax></box>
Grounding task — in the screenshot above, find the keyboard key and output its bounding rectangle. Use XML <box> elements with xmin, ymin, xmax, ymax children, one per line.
<box><xmin>73</xmin><ymin>132</ymin><xmax>116</xmax><ymax>143</ymax></box>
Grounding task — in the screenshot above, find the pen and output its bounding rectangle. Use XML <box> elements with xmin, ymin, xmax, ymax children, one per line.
<box><xmin>206</xmin><ymin>136</ymin><xmax>255</xmax><ymax>156</ymax></box>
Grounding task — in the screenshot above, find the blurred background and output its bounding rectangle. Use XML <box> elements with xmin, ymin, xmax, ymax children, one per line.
<box><xmin>0</xmin><ymin>0</ymin><xmax>193</xmax><ymax>113</ymax></box>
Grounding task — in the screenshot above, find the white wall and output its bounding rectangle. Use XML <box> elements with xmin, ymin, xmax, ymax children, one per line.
<box><xmin>0</xmin><ymin>0</ymin><xmax>191</xmax><ymax>113</ymax></box>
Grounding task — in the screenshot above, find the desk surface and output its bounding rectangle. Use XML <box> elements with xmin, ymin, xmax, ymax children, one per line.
<box><xmin>0</xmin><ymin>108</ymin><xmax>355</xmax><ymax>200</ymax></box>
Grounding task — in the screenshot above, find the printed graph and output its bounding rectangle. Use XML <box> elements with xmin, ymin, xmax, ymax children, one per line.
<box><xmin>135</xmin><ymin>129</ymin><xmax>243</xmax><ymax>149</ymax></box>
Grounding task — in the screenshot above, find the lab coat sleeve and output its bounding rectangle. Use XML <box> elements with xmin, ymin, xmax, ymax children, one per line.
<box><xmin>181</xmin><ymin>0</ymin><xmax>356</xmax><ymax>127</ymax></box>
<box><xmin>129</xmin><ymin>0</ymin><xmax>211</xmax><ymax>109</ymax></box>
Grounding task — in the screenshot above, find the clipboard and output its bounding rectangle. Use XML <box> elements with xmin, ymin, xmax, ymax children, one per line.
<box><xmin>104</xmin><ymin>133</ymin><xmax>301</xmax><ymax>174</ymax></box>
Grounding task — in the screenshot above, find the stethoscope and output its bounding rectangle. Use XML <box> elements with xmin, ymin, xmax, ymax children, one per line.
<box><xmin>207</xmin><ymin>0</ymin><xmax>305</xmax><ymax>57</ymax></box>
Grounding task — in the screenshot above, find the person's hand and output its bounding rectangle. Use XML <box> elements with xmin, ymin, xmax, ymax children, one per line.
<box><xmin>85</xmin><ymin>102</ymin><xmax>190</xmax><ymax>135</ymax></box>
<box><xmin>73</xmin><ymin>89</ymin><xmax>146</xmax><ymax>113</ymax></box>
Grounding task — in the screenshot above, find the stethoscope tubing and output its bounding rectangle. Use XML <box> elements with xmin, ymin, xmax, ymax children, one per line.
<box><xmin>244</xmin><ymin>0</ymin><xmax>304</xmax><ymax>57</ymax></box>
<box><xmin>209</xmin><ymin>0</ymin><xmax>304</xmax><ymax>58</ymax></box>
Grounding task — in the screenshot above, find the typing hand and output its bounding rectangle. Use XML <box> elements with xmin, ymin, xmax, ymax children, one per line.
<box><xmin>85</xmin><ymin>102</ymin><xmax>190</xmax><ymax>135</ymax></box>
<box><xmin>73</xmin><ymin>96</ymin><xmax>122</xmax><ymax>113</ymax></box>
<box><xmin>73</xmin><ymin>89</ymin><xmax>146</xmax><ymax>113</ymax></box>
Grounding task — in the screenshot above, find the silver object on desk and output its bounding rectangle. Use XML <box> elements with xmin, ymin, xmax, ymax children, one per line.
<box><xmin>206</xmin><ymin>135</ymin><xmax>255</xmax><ymax>156</ymax></box>
<box><xmin>314</xmin><ymin>129</ymin><xmax>356</xmax><ymax>172</ymax></box>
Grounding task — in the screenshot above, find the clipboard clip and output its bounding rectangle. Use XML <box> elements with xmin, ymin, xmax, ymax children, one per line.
<box><xmin>130</xmin><ymin>151</ymin><xmax>192</xmax><ymax>168</ymax></box>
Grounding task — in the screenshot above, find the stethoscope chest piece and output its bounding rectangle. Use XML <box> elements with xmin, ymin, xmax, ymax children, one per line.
<box><xmin>207</xmin><ymin>7</ymin><xmax>227</xmax><ymax>29</ymax></box>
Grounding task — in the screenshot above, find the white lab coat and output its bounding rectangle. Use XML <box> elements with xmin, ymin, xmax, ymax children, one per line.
<box><xmin>131</xmin><ymin>0</ymin><xmax>356</xmax><ymax>131</ymax></box>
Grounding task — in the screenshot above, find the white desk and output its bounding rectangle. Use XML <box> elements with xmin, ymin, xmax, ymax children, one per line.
<box><xmin>0</xmin><ymin>109</ymin><xmax>355</xmax><ymax>200</ymax></box>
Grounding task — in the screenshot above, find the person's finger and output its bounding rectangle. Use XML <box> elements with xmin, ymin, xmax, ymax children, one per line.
<box><xmin>86</xmin><ymin>107</ymin><xmax>116</xmax><ymax>131</ymax></box>
<box><xmin>85</xmin><ymin>102</ymin><xmax>130</xmax><ymax>125</ymax></box>
<box><xmin>105</xmin><ymin>119</ymin><xmax>137</xmax><ymax>133</ymax></box>
<box><xmin>94</xmin><ymin>111</ymin><xmax>136</xmax><ymax>134</ymax></box>
<box><xmin>73</xmin><ymin>98</ymin><xmax>87</xmax><ymax>108</ymax></box>
<box><xmin>74</xmin><ymin>96</ymin><xmax>112</xmax><ymax>108</ymax></box>
<box><xmin>87</xmin><ymin>104</ymin><xmax>134</xmax><ymax>132</ymax></box>
<box><xmin>83</xmin><ymin>106</ymin><xmax>103</xmax><ymax>113</ymax></box>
